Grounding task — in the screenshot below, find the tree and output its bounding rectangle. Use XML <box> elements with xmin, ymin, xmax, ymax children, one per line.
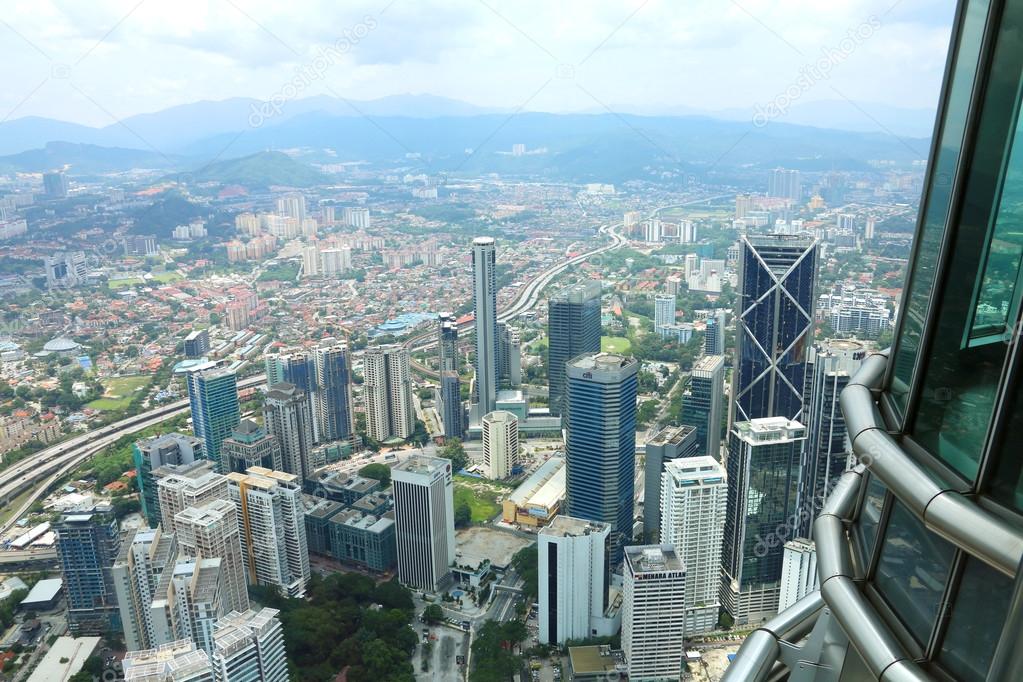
<box><xmin>422</xmin><ymin>604</ymin><xmax>444</xmax><ymax>624</ymax></box>
<box><xmin>455</xmin><ymin>501</ymin><xmax>472</xmax><ymax>528</ymax></box>
<box><xmin>511</xmin><ymin>544</ymin><xmax>538</xmax><ymax>601</ymax></box>
<box><xmin>360</xmin><ymin>463</ymin><xmax>391</xmax><ymax>486</ymax></box>
<box><xmin>440</xmin><ymin>438</ymin><xmax>469</xmax><ymax>473</ymax></box>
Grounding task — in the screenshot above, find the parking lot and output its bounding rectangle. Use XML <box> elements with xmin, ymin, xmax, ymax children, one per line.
<box><xmin>414</xmin><ymin>623</ymin><xmax>468</xmax><ymax>682</ymax></box>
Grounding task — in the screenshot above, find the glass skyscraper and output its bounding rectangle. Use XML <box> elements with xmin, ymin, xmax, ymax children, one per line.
<box><xmin>565</xmin><ymin>352</ymin><xmax>638</xmax><ymax>565</ymax></box>
<box><xmin>547</xmin><ymin>281</ymin><xmax>602</xmax><ymax>417</ymax></box>
<box><xmin>471</xmin><ymin>237</ymin><xmax>498</xmax><ymax>419</ymax></box>
<box><xmin>55</xmin><ymin>503</ymin><xmax>122</xmax><ymax>636</ymax></box>
<box><xmin>313</xmin><ymin>344</ymin><xmax>355</xmax><ymax>443</ymax></box>
<box><xmin>733</xmin><ymin>234</ymin><xmax>818</xmax><ymax>424</ymax></box>
<box><xmin>682</xmin><ymin>354</ymin><xmax>725</xmax><ymax>459</ymax></box>
<box><xmin>725</xmin><ymin>2</ymin><xmax>1023</xmax><ymax>678</ymax></box>
<box><xmin>186</xmin><ymin>366</ymin><xmax>240</xmax><ymax>473</ymax></box>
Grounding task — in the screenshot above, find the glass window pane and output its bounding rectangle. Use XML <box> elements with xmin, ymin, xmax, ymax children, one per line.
<box><xmin>910</xmin><ymin>0</ymin><xmax>1023</xmax><ymax>483</ymax></box>
<box><xmin>890</xmin><ymin>0</ymin><xmax>991</xmax><ymax>416</ymax></box>
<box><xmin>938</xmin><ymin>557</ymin><xmax>1013</xmax><ymax>681</ymax></box>
<box><xmin>873</xmin><ymin>501</ymin><xmax>956</xmax><ymax>645</ymax></box>
<box><xmin>989</xmin><ymin>373</ymin><xmax>1023</xmax><ymax>511</ymax></box>
<box><xmin>855</xmin><ymin>474</ymin><xmax>886</xmax><ymax>560</ymax></box>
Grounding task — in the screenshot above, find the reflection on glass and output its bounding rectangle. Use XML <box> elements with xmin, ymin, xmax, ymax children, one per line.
<box><xmin>873</xmin><ymin>501</ymin><xmax>955</xmax><ymax>645</ymax></box>
<box><xmin>938</xmin><ymin>558</ymin><xmax>1013</xmax><ymax>681</ymax></box>
<box><xmin>855</xmin><ymin>474</ymin><xmax>886</xmax><ymax>560</ymax></box>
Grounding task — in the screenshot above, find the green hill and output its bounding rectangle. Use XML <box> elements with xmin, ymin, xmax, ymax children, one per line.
<box><xmin>176</xmin><ymin>151</ymin><xmax>324</xmax><ymax>188</ymax></box>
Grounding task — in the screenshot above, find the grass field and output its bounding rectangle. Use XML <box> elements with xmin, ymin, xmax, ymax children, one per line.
<box><xmin>601</xmin><ymin>336</ymin><xmax>633</xmax><ymax>354</ymax></box>
<box><xmin>151</xmin><ymin>271</ymin><xmax>184</xmax><ymax>283</ymax></box>
<box><xmin>108</xmin><ymin>277</ymin><xmax>145</xmax><ymax>289</ymax></box>
<box><xmin>86</xmin><ymin>375</ymin><xmax>151</xmax><ymax>411</ymax></box>
<box><xmin>454</xmin><ymin>482</ymin><xmax>502</xmax><ymax>522</ymax></box>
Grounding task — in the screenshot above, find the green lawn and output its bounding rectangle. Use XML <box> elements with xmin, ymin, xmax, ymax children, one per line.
<box><xmin>454</xmin><ymin>483</ymin><xmax>501</xmax><ymax>522</ymax></box>
<box><xmin>601</xmin><ymin>336</ymin><xmax>633</xmax><ymax>354</ymax></box>
<box><xmin>151</xmin><ymin>271</ymin><xmax>184</xmax><ymax>283</ymax></box>
<box><xmin>87</xmin><ymin>375</ymin><xmax>151</xmax><ymax>411</ymax></box>
<box><xmin>108</xmin><ymin>277</ymin><xmax>145</xmax><ymax>289</ymax></box>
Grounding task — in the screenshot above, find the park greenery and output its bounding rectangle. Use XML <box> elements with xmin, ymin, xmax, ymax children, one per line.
<box><xmin>359</xmin><ymin>462</ymin><xmax>391</xmax><ymax>486</ymax></box>
<box><xmin>470</xmin><ymin>620</ymin><xmax>529</xmax><ymax>682</ymax></box>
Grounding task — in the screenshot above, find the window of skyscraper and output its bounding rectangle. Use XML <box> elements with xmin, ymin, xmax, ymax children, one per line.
<box><xmin>873</xmin><ymin>500</ymin><xmax>956</xmax><ymax>646</ymax></box>
<box><xmin>937</xmin><ymin>556</ymin><xmax>1013</xmax><ymax>681</ymax></box>
<box><xmin>855</xmin><ymin>473</ymin><xmax>887</xmax><ymax>563</ymax></box>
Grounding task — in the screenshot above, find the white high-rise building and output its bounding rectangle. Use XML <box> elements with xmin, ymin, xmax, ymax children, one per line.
<box><xmin>643</xmin><ymin>219</ymin><xmax>662</xmax><ymax>243</ymax></box>
<box><xmin>622</xmin><ymin>545</ymin><xmax>687</xmax><ymax>682</ymax></box>
<box><xmin>319</xmin><ymin>247</ymin><xmax>352</xmax><ymax>276</ymax></box>
<box><xmin>173</xmin><ymin>500</ymin><xmax>250</xmax><ymax>615</ymax></box>
<box><xmin>343</xmin><ymin>206</ymin><xmax>370</xmax><ymax>228</ymax></box>
<box><xmin>123</xmin><ymin>640</ymin><xmax>214</xmax><ymax>682</ymax></box>
<box><xmin>482</xmin><ymin>410</ymin><xmax>519</xmax><ymax>480</ymax></box>
<box><xmin>153</xmin><ymin>557</ymin><xmax>224</xmax><ymax>655</ymax></box>
<box><xmin>362</xmin><ymin>345</ymin><xmax>414</xmax><ymax>442</ymax></box>
<box><xmin>538</xmin><ymin>516</ymin><xmax>611</xmax><ymax>645</ymax></box>
<box><xmin>471</xmin><ymin>237</ymin><xmax>498</xmax><ymax>420</ymax></box>
<box><xmin>654</xmin><ymin>295</ymin><xmax>676</xmax><ymax>328</ymax></box>
<box><xmin>276</xmin><ymin>194</ymin><xmax>306</xmax><ymax>222</ymax></box>
<box><xmin>211</xmin><ymin>609</ymin><xmax>289</xmax><ymax>682</ymax></box>
<box><xmin>155</xmin><ymin>462</ymin><xmax>229</xmax><ymax>532</ymax></box>
<box><xmin>392</xmin><ymin>455</ymin><xmax>455</xmax><ymax>592</ymax></box>
<box><xmin>113</xmin><ymin>527</ymin><xmax>180</xmax><ymax>652</ymax></box>
<box><xmin>301</xmin><ymin>246</ymin><xmax>320</xmax><ymax>278</ymax></box>
<box><xmin>660</xmin><ymin>456</ymin><xmax>727</xmax><ymax>635</ymax></box>
<box><xmin>226</xmin><ymin>468</ymin><xmax>310</xmax><ymax>598</ymax></box>
<box><xmin>778</xmin><ymin>538</ymin><xmax>818</xmax><ymax>612</ymax></box>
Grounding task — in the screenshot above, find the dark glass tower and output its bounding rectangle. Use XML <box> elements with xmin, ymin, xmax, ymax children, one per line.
<box><xmin>682</xmin><ymin>354</ymin><xmax>725</xmax><ymax>459</ymax></box>
<box><xmin>733</xmin><ymin>234</ymin><xmax>818</xmax><ymax>424</ymax></box>
<box><xmin>314</xmin><ymin>344</ymin><xmax>355</xmax><ymax>442</ymax></box>
<box><xmin>55</xmin><ymin>503</ymin><xmax>122</xmax><ymax>636</ymax></box>
<box><xmin>565</xmin><ymin>352</ymin><xmax>638</xmax><ymax>565</ymax></box>
<box><xmin>547</xmin><ymin>281</ymin><xmax>602</xmax><ymax>417</ymax></box>
<box><xmin>186</xmin><ymin>366</ymin><xmax>240</xmax><ymax>473</ymax></box>
<box><xmin>471</xmin><ymin>237</ymin><xmax>498</xmax><ymax>418</ymax></box>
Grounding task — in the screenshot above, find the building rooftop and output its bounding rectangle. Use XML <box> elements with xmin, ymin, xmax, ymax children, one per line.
<box><xmin>568</xmin><ymin>645</ymin><xmax>620</xmax><ymax>676</ymax></box>
<box><xmin>663</xmin><ymin>456</ymin><xmax>724</xmax><ymax>485</ymax></box>
<box><xmin>540</xmin><ymin>515</ymin><xmax>609</xmax><ymax>538</ymax></box>
<box><xmin>567</xmin><ymin>352</ymin><xmax>634</xmax><ymax>372</ymax></box>
<box><xmin>27</xmin><ymin>636</ymin><xmax>100</xmax><ymax>682</ymax></box>
<box><xmin>691</xmin><ymin>354</ymin><xmax>725</xmax><ymax>373</ymax></box>
<box><xmin>646</xmin><ymin>425</ymin><xmax>696</xmax><ymax>448</ymax></box>
<box><xmin>625</xmin><ymin>545</ymin><xmax>685</xmax><ymax>574</ymax></box>
<box><xmin>20</xmin><ymin>578</ymin><xmax>62</xmax><ymax>606</ymax></box>
<box><xmin>393</xmin><ymin>454</ymin><xmax>448</xmax><ymax>477</ymax></box>
<box><xmin>732</xmin><ymin>417</ymin><xmax>806</xmax><ymax>444</ymax></box>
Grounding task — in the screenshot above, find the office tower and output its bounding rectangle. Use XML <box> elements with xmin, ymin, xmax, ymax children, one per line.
<box><xmin>155</xmin><ymin>460</ymin><xmax>229</xmax><ymax>527</ymax></box>
<box><xmin>547</xmin><ymin>281</ymin><xmax>602</xmax><ymax>417</ymax></box>
<box><xmin>654</xmin><ymin>294</ymin><xmax>676</xmax><ymax>328</ymax></box>
<box><xmin>221</xmin><ymin>419</ymin><xmax>282</xmax><ymax>474</ymax></box>
<box><xmin>537</xmin><ymin>516</ymin><xmax>611</xmax><ymax>645</ymax></box>
<box><xmin>471</xmin><ymin>236</ymin><xmax>498</xmax><ymax>418</ymax></box>
<box><xmin>187</xmin><ymin>367</ymin><xmax>240</xmax><ymax>473</ymax></box>
<box><xmin>622</xmin><ymin>546</ymin><xmax>686</xmax><ymax>681</ymax></box>
<box><xmin>276</xmin><ymin>194</ymin><xmax>306</xmax><ymax>221</ymax></box>
<box><xmin>263</xmin><ymin>382</ymin><xmax>314</xmax><ymax>480</ymax></box>
<box><xmin>134</xmin><ymin>433</ymin><xmax>206</xmax><ymax>526</ymax></box>
<box><xmin>211</xmin><ymin>609</ymin><xmax>289</xmax><ymax>682</ymax></box>
<box><xmin>704</xmin><ymin>309</ymin><xmax>726</xmax><ymax>356</ymax></box>
<box><xmin>313</xmin><ymin>343</ymin><xmax>355</xmax><ymax>443</ymax></box>
<box><xmin>173</xmin><ymin>500</ymin><xmax>250</xmax><ymax>615</ymax></box>
<box><xmin>565</xmin><ymin>353</ymin><xmax>638</xmax><ymax>565</ymax></box>
<box><xmin>482</xmin><ymin>410</ymin><xmax>519</xmax><ymax>479</ymax></box>
<box><xmin>226</xmin><ymin>468</ymin><xmax>310</xmax><ymax>598</ymax></box>
<box><xmin>721</xmin><ymin>417</ymin><xmax>805</xmax><ymax>624</ymax></box>
<box><xmin>113</xmin><ymin>526</ymin><xmax>179</xmax><ymax>651</ymax></box>
<box><xmin>681</xmin><ymin>354</ymin><xmax>725</xmax><ymax>459</ymax></box>
<box><xmin>496</xmin><ymin>322</ymin><xmax>522</xmax><ymax>387</ymax></box>
<box><xmin>43</xmin><ymin>170</ymin><xmax>69</xmax><ymax>198</ymax></box>
<box><xmin>728</xmin><ymin>9</ymin><xmax>1023</xmax><ymax>675</ymax></box>
<box><xmin>733</xmin><ymin>235</ymin><xmax>818</xmax><ymax>424</ymax></box>
<box><xmin>54</xmin><ymin>503</ymin><xmax>122</xmax><ymax>636</ymax></box>
<box><xmin>797</xmin><ymin>339</ymin><xmax>867</xmax><ymax>538</ymax></box>
<box><xmin>437</xmin><ymin>313</ymin><xmax>459</xmax><ymax>373</ymax></box>
<box><xmin>274</xmin><ymin>350</ymin><xmax>320</xmax><ymax>443</ymax></box>
<box><xmin>642</xmin><ymin>426</ymin><xmax>699</xmax><ymax>542</ymax></box>
<box><xmin>362</xmin><ymin>344</ymin><xmax>414</xmax><ymax>442</ymax></box>
<box><xmin>123</xmin><ymin>640</ymin><xmax>214</xmax><ymax>682</ymax></box>
<box><xmin>777</xmin><ymin>538</ymin><xmax>818</xmax><ymax>613</ymax></box>
<box><xmin>767</xmin><ymin>168</ymin><xmax>802</xmax><ymax>202</ymax></box>
<box><xmin>661</xmin><ymin>456</ymin><xmax>727</xmax><ymax>635</ymax></box>
<box><xmin>439</xmin><ymin>371</ymin><xmax>464</xmax><ymax>440</ymax></box>
<box><xmin>392</xmin><ymin>455</ymin><xmax>455</xmax><ymax>592</ymax></box>
<box><xmin>184</xmin><ymin>330</ymin><xmax>210</xmax><ymax>359</ymax></box>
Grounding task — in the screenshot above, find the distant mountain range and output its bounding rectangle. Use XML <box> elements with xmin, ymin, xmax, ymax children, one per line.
<box><xmin>0</xmin><ymin>94</ymin><xmax>935</xmax><ymax>183</ymax></box>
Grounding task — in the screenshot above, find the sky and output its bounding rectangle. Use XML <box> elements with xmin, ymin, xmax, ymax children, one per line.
<box><xmin>1</xmin><ymin>0</ymin><xmax>956</xmax><ymax>128</ymax></box>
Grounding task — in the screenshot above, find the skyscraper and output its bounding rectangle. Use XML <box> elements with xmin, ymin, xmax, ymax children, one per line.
<box><xmin>187</xmin><ymin>367</ymin><xmax>240</xmax><ymax>473</ymax></box>
<box><xmin>496</xmin><ymin>322</ymin><xmax>522</xmax><ymax>387</ymax></box>
<box><xmin>704</xmin><ymin>309</ymin><xmax>726</xmax><ymax>356</ymax></box>
<box><xmin>439</xmin><ymin>372</ymin><xmax>464</xmax><ymax>440</ymax></box>
<box><xmin>391</xmin><ymin>455</ymin><xmax>455</xmax><ymax>592</ymax></box>
<box><xmin>565</xmin><ymin>353</ymin><xmax>638</xmax><ymax>565</ymax></box>
<box><xmin>642</xmin><ymin>425</ymin><xmax>699</xmax><ymax>542</ymax></box>
<box><xmin>226</xmin><ymin>468</ymin><xmax>310</xmax><ymax>598</ymax></box>
<box><xmin>362</xmin><ymin>344</ymin><xmax>414</xmax><ymax>442</ymax></box>
<box><xmin>547</xmin><ymin>281</ymin><xmax>602</xmax><ymax>417</ymax></box>
<box><xmin>537</xmin><ymin>516</ymin><xmax>611</xmax><ymax>645</ymax></box>
<box><xmin>221</xmin><ymin>419</ymin><xmax>283</xmax><ymax>474</ymax></box>
<box><xmin>313</xmin><ymin>344</ymin><xmax>355</xmax><ymax>443</ymax></box>
<box><xmin>113</xmin><ymin>526</ymin><xmax>180</xmax><ymax>651</ymax></box>
<box><xmin>482</xmin><ymin>410</ymin><xmax>519</xmax><ymax>479</ymax></box>
<box><xmin>727</xmin><ymin>4</ymin><xmax>1023</xmax><ymax>678</ymax></box>
<box><xmin>622</xmin><ymin>546</ymin><xmax>686</xmax><ymax>681</ymax></box>
<box><xmin>767</xmin><ymin>168</ymin><xmax>802</xmax><ymax>202</ymax></box>
<box><xmin>471</xmin><ymin>237</ymin><xmax>498</xmax><ymax>419</ymax></box>
<box><xmin>274</xmin><ymin>350</ymin><xmax>320</xmax><ymax>444</ymax></box>
<box><xmin>682</xmin><ymin>354</ymin><xmax>725</xmax><ymax>459</ymax></box>
<box><xmin>654</xmin><ymin>294</ymin><xmax>676</xmax><ymax>328</ymax></box>
<box><xmin>797</xmin><ymin>339</ymin><xmax>866</xmax><ymax>538</ymax></box>
<box><xmin>154</xmin><ymin>460</ymin><xmax>229</xmax><ymax>528</ymax></box>
<box><xmin>263</xmin><ymin>382</ymin><xmax>314</xmax><ymax>481</ymax></box>
<box><xmin>721</xmin><ymin>417</ymin><xmax>805</xmax><ymax>624</ymax></box>
<box><xmin>173</xmin><ymin>500</ymin><xmax>250</xmax><ymax>616</ymax></box>
<box><xmin>661</xmin><ymin>456</ymin><xmax>727</xmax><ymax>635</ymax></box>
<box><xmin>211</xmin><ymin>608</ymin><xmax>289</xmax><ymax>682</ymax></box>
<box><xmin>134</xmin><ymin>433</ymin><xmax>206</xmax><ymax>527</ymax></box>
<box><xmin>437</xmin><ymin>313</ymin><xmax>458</xmax><ymax>373</ymax></box>
<box><xmin>43</xmin><ymin>170</ymin><xmax>69</xmax><ymax>198</ymax></box>
<box><xmin>732</xmin><ymin>235</ymin><xmax>818</xmax><ymax>424</ymax></box>
<box><xmin>777</xmin><ymin>538</ymin><xmax>817</xmax><ymax>613</ymax></box>
<box><xmin>122</xmin><ymin>640</ymin><xmax>214</xmax><ymax>682</ymax></box>
<box><xmin>55</xmin><ymin>503</ymin><xmax>122</xmax><ymax>636</ymax></box>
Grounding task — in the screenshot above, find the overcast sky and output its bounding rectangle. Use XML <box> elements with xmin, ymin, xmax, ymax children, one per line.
<box><xmin>2</xmin><ymin>0</ymin><xmax>955</xmax><ymax>127</ymax></box>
